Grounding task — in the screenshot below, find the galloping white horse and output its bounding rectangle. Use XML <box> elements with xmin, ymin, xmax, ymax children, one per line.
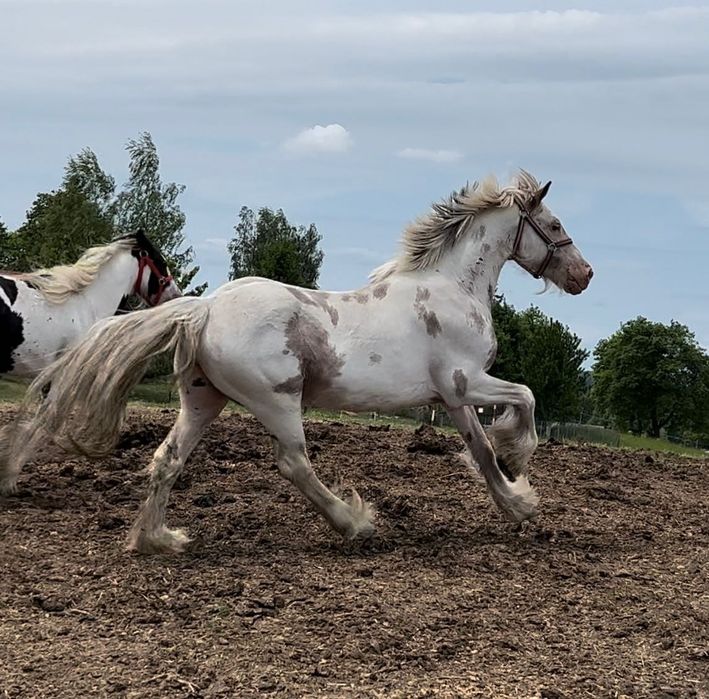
<box><xmin>0</xmin><ymin>231</ymin><xmax>180</xmax><ymax>378</ymax></box>
<box><xmin>8</xmin><ymin>172</ymin><xmax>592</xmax><ymax>553</ymax></box>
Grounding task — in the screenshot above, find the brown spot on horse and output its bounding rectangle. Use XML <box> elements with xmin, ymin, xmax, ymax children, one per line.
<box><xmin>372</xmin><ymin>283</ymin><xmax>389</xmax><ymax>300</ymax></box>
<box><xmin>453</xmin><ymin>369</ymin><xmax>468</xmax><ymax>399</ymax></box>
<box><xmin>413</xmin><ymin>286</ymin><xmax>441</xmax><ymax>337</ymax></box>
<box><xmin>285</xmin><ymin>287</ymin><xmax>339</xmax><ymax>326</ymax></box>
<box><xmin>279</xmin><ymin>312</ymin><xmax>345</xmax><ymax>403</ymax></box>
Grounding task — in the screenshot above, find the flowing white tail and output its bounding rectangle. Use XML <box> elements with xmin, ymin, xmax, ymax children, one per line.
<box><xmin>12</xmin><ymin>296</ymin><xmax>210</xmax><ymax>463</ymax></box>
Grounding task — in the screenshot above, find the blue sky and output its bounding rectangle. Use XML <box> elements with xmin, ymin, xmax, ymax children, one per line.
<box><xmin>1</xmin><ymin>0</ymin><xmax>708</xmax><ymax>355</ymax></box>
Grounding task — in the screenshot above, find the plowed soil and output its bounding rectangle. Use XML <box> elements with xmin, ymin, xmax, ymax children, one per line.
<box><xmin>0</xmin><ymin>407</ymin><xmax>707</xmax><ymax>699</ymax></box>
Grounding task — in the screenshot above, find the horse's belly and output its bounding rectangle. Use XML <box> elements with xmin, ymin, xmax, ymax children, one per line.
<box><xmin>305</xmin><ymin>374</ymin><xmax>435</xmax><ymax>413</ymax></box>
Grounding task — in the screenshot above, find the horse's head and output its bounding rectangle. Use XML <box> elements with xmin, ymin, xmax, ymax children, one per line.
<box><xmin>130</xmin><ymin>230</ymin><xmax>182</xmax><ymax>305</ymax></box>
<box><xmin>511</xmin><ymin>182</ymin><xmax>593</xmax><ymax>295</ymax></box>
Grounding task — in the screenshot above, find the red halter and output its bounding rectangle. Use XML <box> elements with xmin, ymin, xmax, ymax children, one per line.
<box><xmin>134</xmin><ymin>251</ymin><xmax>173</xmax><ymax>305</ymax></box>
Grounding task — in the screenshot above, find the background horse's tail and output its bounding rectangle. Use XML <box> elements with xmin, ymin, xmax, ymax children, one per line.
<box><xmin>12</xmin><ymin>296</ymin><xmax>210</xmax><ymax>461</ymax></box>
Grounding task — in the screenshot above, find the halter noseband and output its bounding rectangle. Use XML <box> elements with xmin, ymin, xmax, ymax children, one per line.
<box><xmin>511</xmin><ymin>204</ymin><xmax>573</xmax><ymax>279</ymax></box>
<box><xmin>134</xmin><ymin>251</ymin><xmax>173</xmax><ymax>304</ymax></box>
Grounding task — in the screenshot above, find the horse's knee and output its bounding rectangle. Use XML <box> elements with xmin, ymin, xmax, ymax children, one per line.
<box><xmin>275</xmin><ymin>441</ymin><xmax>308</xmax><ymax>479</ymax></box>
<box><xmin>277</xmin><ymin>454</ymin><xmax>310</xmax><ymax>484</ymax></box>
<box><xmin>519</xmin><ymin>385</ymin><xmax>535</xmax><ymax>413</ymax></box>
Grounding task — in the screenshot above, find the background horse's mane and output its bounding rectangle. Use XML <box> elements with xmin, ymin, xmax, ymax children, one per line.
<box><xmin>370</xmin><ymin>170</ymin><xmax>540</xmax><ymax>282</ymax></box>
<box><xmin>17</xmin><ymin>237</ymin><xmax>136</xmax><ymax>304</ymax></box>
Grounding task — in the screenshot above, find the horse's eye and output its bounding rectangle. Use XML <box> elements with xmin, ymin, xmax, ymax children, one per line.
<box><xmin>551</xmin><ymin>220</ymin><xmax>561</xmax><ymax>231</ymax></box>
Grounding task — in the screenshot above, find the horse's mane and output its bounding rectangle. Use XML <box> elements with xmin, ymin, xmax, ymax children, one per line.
<box><xmin>369</xmin><ymin>170</ymin><xmax>540</xmax><ymax>282</ymax></box>
<box><xmin>16</xmin><ymin>237</ymin><xmax>136</xmax><ymax>304</ymax></box>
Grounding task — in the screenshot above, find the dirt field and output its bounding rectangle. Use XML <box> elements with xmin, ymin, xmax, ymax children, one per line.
<box><xmin>0</xmin><ymin>407</ymin><xmax>707</xmax><ymax>699</ymax></box>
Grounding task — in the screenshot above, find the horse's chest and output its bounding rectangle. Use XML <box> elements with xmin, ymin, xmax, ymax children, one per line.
<box><xmin>463</xmin><ymin>306</ymin><xmax>496</xmax><ymax>364</ymax></box>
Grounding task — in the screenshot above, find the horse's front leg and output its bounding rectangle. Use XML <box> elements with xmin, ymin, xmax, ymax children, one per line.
<box><xmin>445</xmin><ymin>404</ymin><xmax>538</xmax><ymax>522</ymax></box>
<box><xmin>448</xmin><ymin>373</ymin><xmax>537</xmax><ymax>480</ymax></box>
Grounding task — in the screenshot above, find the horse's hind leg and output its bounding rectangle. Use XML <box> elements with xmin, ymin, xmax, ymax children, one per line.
<box><xmin>0</xmin><ymin>424</ymin><xmax>15</xmax><ymax>495</ymax></box>
<box><xmin>252</xmin><ymin>397</ymin><xmax>375</xmax><ymax>539</ymax></box>
<box><xmin>0</xmin><ymin>422</ymin><xmax>35</xmax><ymax>495</ymax></box>
<box><xmin>127</xmin><ymin>367</ymin><xmax>228</xmax><ymax>554</ymax></box>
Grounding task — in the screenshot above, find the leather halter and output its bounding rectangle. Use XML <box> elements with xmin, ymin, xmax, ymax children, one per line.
<box><xmin>511</xmin><ymin>204</ymin><xmax>573</xmax><ymax>279</ymax></box>
<box><xmin>134</xmin><ymin>251</ymin><xmax>173</xmax><ymax>305</ymax></box>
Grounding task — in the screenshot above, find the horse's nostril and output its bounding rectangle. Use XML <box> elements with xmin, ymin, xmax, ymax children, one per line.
<box><xmin>587</xmin><ymin>266</ymin><xmax>594</xmax><ymax>281</ymax></box>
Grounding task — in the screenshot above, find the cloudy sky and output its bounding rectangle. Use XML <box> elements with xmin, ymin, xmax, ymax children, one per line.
<box><xmin>1</xmin><ymin>0</ymin><xmax>708</xmax><ymax>355</ymax></box>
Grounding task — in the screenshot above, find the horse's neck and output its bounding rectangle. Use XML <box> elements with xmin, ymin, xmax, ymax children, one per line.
<box><xmin>68</xmin><ymin>252</ymin><xmax>136</xmax><ymax>325</ymax></box>
<box><xmin>446</xmin><ymin>208</ymin><xmax>517</xmax><ymax>307</ymax></box>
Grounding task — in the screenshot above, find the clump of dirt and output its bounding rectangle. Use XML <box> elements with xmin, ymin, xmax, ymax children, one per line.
<box><xmin>406</xmin><ymin>423</ymin><xmax>456</xmax><ymax>455</ymax></box>
<box><xmin>0</xmin><ymin>405</ymin><xmax>707</xmax><ymax>699</ymax></box>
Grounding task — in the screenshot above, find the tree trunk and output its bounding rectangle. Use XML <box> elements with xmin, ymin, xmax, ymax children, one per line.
<box><xmin>650</xmin><ymin>408</ymin><xmax>660</xmax><ymax>438</ymax></box>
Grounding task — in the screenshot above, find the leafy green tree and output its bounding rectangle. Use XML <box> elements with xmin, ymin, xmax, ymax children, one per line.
<box><xmin>228</xmin><ymin>206</ymin><xmax>324</xmax><ymax>288</ymax></box>
<box><xmin>0</xmin><ymin>219</ymin><xmax>16</xmax><ymax>269</ymax></box>
<box><xmin>490</xmin><ymin>295</ymin><xmax>524</xmax><ymax>383</ymax></box>
<box><xmin>7</xmin><ymin>151</ymin><xmax>116</xmax><ymax>271</ymax></box>
<box><xmin>113</xmin><ymin>132</ymin><xmax>204</xmax><ymax>294</ymax></box>
<box><xmin>65</xmin><ymin>148</ymin><xmax>116</xmax><ymax>212</ymax></box>
<box><xmin>491</xmin><ymin>297</ymin><xmax>589</xmax><ymax>423</ymax></box>
<box><xmin>592</xmin><ymin>317</ymin><xmax>709</xmax><ymax>438</ymax></box>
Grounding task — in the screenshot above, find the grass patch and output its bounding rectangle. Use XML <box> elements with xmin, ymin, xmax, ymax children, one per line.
<box><xmin>0</xmin><ymin>379</ymin><xmax>28</xmax><ymax>404</ymax></box>
<box><xmin>130</xmin><ymin>380</ymin><xmax>181</xmax><ymax>407</ymax></box>
<box><xmin>3</xmin><ymin>379</ymin><xmax>706</xmax><ymax>458</ymax></box>
<box><xmin>619</xmin><ymin>433</ymin><xmax>707</xmax><ymax>459</ymax></box>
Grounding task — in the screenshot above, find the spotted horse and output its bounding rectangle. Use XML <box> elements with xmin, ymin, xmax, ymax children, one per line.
<box><xmin>9</xmin><ymin>171</ymin><xmax>593</xmax><ymax>553</ymax></box>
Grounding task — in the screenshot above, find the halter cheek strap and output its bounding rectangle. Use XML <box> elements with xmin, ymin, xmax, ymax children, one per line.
<box><xmin>511</xmin><ymin>205</ymin><xmax>573</xmax><ymax>279</ymax></box>
<box><xmin>134</xmin><ymin>252</ymin><xmax>174</xmax><ymax>305</ymax></box>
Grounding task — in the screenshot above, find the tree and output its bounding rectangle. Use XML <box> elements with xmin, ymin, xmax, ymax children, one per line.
<box><xmin>491</xmin><ymin>297</ymin><xmax>589</xmax><ymax>423</ymax></box>
<box><xmin>592</xmin><ymin>317</ymin><xmax>709</xmax><ymax>438</ymax></box>
<box><xmin>7</xmin><ymin>150</ymin><xmax>116</xmax><ymax>271</ymax></box>
<box><xmin>113</xmin><ymin>133</ymin><xmax>204</xmax><ymax>294</ymax></box>
<box><xmin>228</xmin><ymin>206</ymin><xmax>324</xmax><ymax>288</ymax></box>
<box><xmin>0</xmin><ymin>219</ymin><xmax>16</xmax><ymax>269</ymax></box>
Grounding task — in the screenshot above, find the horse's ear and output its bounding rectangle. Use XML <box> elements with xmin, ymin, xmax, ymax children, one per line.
<box><xmin>528</xmin><ymin>181</ymin><xmax>551</xmax><ymax>210</ymax></box>
<box><xmin>135</xmin><ymin>229</ymin><xmax>148</xmax><ymax>246</ymax></box>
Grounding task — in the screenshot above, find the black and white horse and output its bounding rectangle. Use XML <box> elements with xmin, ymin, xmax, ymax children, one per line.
<box><xmin>0</xmin><ymin>231</ymin><xmax>180</xmax><ymax>378</ymax></box>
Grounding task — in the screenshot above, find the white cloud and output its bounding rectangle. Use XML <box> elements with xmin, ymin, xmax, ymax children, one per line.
<box><xmin>397</xmin><ymin>147</ymin><xmax>463</xmax><ymax>163</ymax></box>
<box><xmin>283</xmin><ymin>124</ymin><xmax>353</xmax><ymax>155</ymax></box>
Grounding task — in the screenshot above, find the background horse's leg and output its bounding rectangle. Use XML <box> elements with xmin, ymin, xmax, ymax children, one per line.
<box><xmin>249</xmin><ymin>396</ymin><xmax>375</xmax><ymax>539</ymax></box>
<box><xmin>127</xmin><ymin>366</ymin><xmax>227</xmax><ymax>554</ymax></box>
<box><xmin>446</xmin><ymin>405</ymin><xmax>538</xmax><ymax>522</ymax></box>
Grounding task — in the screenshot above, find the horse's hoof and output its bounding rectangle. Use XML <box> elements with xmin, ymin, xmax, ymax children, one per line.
<box><xmin>126</xmin><ymin>526</ymin><xmax>191</xmax><ymax>555</ymax></box>
<box><xmin>347</xmin><ymin>520</ymin><xmax>376</xmax><ymax>540</ymax></box>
